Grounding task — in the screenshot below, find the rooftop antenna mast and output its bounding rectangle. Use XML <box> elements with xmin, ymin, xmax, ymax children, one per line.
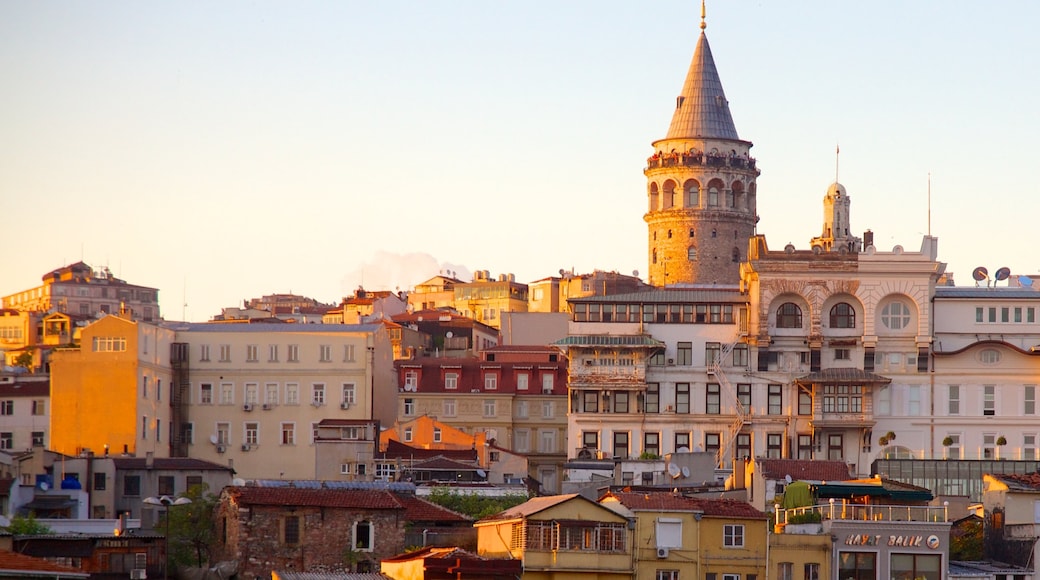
<box><xmin>700</xmin><ymin>0</ymin><xmax>707</xmax><ymax>30</ymax></box>
<box><xmin>835</xmin><ymin>143</ymin><xmax>840</xmax><ymax>183</ymax></box>
<box><xmin>927</xmin><ymin>172</ymin><xmax>932</xmax><ymax>237</ymax></box>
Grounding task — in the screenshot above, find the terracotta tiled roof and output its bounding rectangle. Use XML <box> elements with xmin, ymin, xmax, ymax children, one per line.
<box><xmin>0</xmin><ymin>549</ymin><xmax>89</xmax><ymax>577</ymax></box>
<box><xmin>757</xmin><ymin>458</ymin><xmax>852</xmax><ymax>482</ymax></box>
<box><xmin>604</xmin><ymin>492</ymin><xmax>767</xmax><ymax>519</ymax></box>
<box><xmin>227</xmin><ymin>486</ymin><xmax>404</xmax><ymax>510</ymax></box>
<box><xmin>395</xmin><ymin>494</ymin><xmax>472</xmax><ymax>523</ymax></box>
<box><xmin>480</xmin><ymin>494</ymin><xmax>584</xmax><ymax>522</ymax></box>
<box><xmin>0</xmin><ymin>382</ymin><xmax>49</xmax><ymax>397</ymax></box>
<box><xmin>380</xmin><ymin>440</ymin><xmax>479</xmax><ymax>462</ymax></box>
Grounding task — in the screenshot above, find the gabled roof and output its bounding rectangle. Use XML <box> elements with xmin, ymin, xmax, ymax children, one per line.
<box><xmin>665</xmin><ymin>30</ymin><xmax>740</xmax><ymax>141</ymax></box>
<box><xmin>408</xmin><ymin>456</ymin><xmax>480</xmax><ymax>471</ymax></box>
<box><xmin>603</xmin><ymin>492</ymin><xmax>766</xmax><ymax>519</ymax></box>
<box><xmin>989</xmin><ymin>472</ymin><xmax>1040</xmax><ymax>492</ymax></box>
<box><xmin>757</xmin><ymin>458</ymin><xmax>852</xmax><ymax>482</ymax></box>
<box><xmin>477</xmin><ymin>494</ymin><xmax>618</xmax><ymax>524</ymax></box>
<box><xmin>395</xmin><ymin>494</ymin><xmax>472</xmax><ymax>523</ymax></box>
<box><xmin>225</xmin><ymin>486</ymin><xmax>404</xmax><ymax>510</ymax></box>
<box><xmin>0</xmin><ymin>549</ymin><xmax>89</xmax><ymax>578</ymax></box>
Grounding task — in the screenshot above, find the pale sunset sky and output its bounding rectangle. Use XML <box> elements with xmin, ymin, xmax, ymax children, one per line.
<box><xmin>2</xmin><ymin>2</ymin><xmax>1038</xmax><ymax>321</ymax></box>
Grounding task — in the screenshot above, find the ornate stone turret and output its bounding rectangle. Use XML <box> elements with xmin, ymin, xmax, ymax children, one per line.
<box><xmin>644</xmin><ymin>2</ymin><xmax>759</xmax><ymax>286</ymax></box>
<box><xmin>810</xmin><ymin>182</ymin><xmax>862</xmax><ymax>254</ymax></box>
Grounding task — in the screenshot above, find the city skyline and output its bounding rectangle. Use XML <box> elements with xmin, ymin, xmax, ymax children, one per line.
<box><xmin>3</xmin><ymin>1</ymin><xmax>1038</xmax><ymax>321</ymax></box>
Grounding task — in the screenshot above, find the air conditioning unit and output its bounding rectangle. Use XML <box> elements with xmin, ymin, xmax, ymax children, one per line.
<box><xmin>130</xmin><ymin>569</ymin><xmax>147</xmax><ymax>580</ymax></box>
<box><xmin>311</xmin><ymin>401</ymin><xmax>323</xmax><ymax>407</ymax></box>
<box><xmin>667</xmin><ymin>358</ymin><xmax>675</xmax><ymax>365</ymax></box>
<box><xmin>216</xmin><ymin>444</ymin><xmax>226</xmax><ymax>454</ymax></box>
<box><xmin>241</xmin><ymin>444</ymin><xmax>251</xmax><ymax>452</ymax></box>
<box><xmin>656</xmin><ymin>547</ymin><xmax>669</xmax><ymax>559</ymax></box>
<box><xmin>340</xmin><ymin>402</ymin><xmax>351</xmax><ymax>410</ymax></box>
<box><xmin>243</xmin><ymin>403</ymin><xmax>253</xmax><ymax>412</ymax></box>
<box><xmin>262</xmin><ymin>403</ymin><xmax>272</xmax><ymax>411</ymax></box>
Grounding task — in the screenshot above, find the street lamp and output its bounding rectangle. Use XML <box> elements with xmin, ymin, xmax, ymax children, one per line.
<box><xmin>143</xmin><ymin>495</ymin><xmax>192</xmax><ymax>580</ymax></box>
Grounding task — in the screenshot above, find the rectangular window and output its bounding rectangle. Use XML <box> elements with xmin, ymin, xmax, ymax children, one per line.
<box><xmin>200</xmin><ymin>384</ymin><xmax>213</xmax><ymax>405</ymax></box>
<box><xmin>158</xmin><ymin>476</ymin><xmax>175</xmax><ymax>496</ymax></box>
<box><xmin>216</xmin><ymin>422</ymin><xmax>230</xmax><ymax>444</ymax></box>
<box><xmin>797</xmin><ymin>434</ymin><xmax>813</xmax><ymax>459</ymax></box>
<box><xmin>676</xmin><ymin>383</ymin><xmax>690</xmax><ymax>414</ymax></box>
<box><xmin>286</xmin><ymin>383</ymin><xmax>299</xmax><ymax>405</ymax></box>
<box><xmin>403</xmin><ymin>398</ymin><xmax>414</xmax><ymax>416</ymax></box>
<box><xmin>613</xmin><ymin>431</ymin><xmax>630</xmax><ymax>459</ymax></box>
<box><xmin>220</xmin><ymin>383</ymin><xmax>233</xmax><ymax>405</ymax></box>
<box><xmin>0</xmin><ymin>401</ymin><xmax>12</xmax><ymax>415</ymax></box>
<box><xmin>483</xmin><ymin>400</ymin><xmax>496</xmax><ymax>417</ymax></box>
<box><xmin>517</xmin><ymin>373</ymin><xmax>529</xmax><ymax>390</ymax></box>
<box><xmin>983</xmin><ymin>433</ymin><xmax>996</xmax><ymax>459</ymax></box>
<box><xmin>705</xmin><ymin>342</ymin><xmax>721</xmax><ymax>366</ymax></box>
<box><xmin>246</xmin><ymin>344</ymin><xmax>259</xmax><ymax>362</ymax></box>
<box><xmin>199</xmin><ymin>344</ymin><xmax>210</xmax><ymax>361</ymax></box>
<box><xmin>804</xmin><ymin>563</ymin><xmax>820</xmax><ymax>580</ymax></box>
<box><xmin>675</xmin><ymin>432</ymin><xmax>690</xmax><ymax>453</ymax></box>
<box><xmin>890</xmin><ymin>554</ymin><xmax>939</xmax><ymax>580</ymax></box>
<box><xmin>541</xmin><ymin>373</ymin><xmax>554</xmax><ymax>393</ymax></box>
<box><xmin>737</xmin><ymin>383</ymin><xmax>751</xmax><ymax>411</ymax></box>
<box><xmin>984</xmin><ymin>385</ymin><xmax>996</xmax><ymax>416</ymax></box>
<box><xmin>1015</xmin><ymin>307</ymin><xmax>1023</xmax><ymax>323</ymax></box>
<box><xmin>948</xmin><ymin>385</ymin><xmax>960</xmax><ymax>415</ymax></box>
<box><xmin>443</xmin><ymin>399</ymin><xmax>456</xmax><ymax>417</ymax></box>
<box><xmin>542</xmin><ymin>400</ymin><xmax>554</xmax><ymax>418</ymax></box>
<box><xmin>343</xmin><ymin>344</ymin><xmax>355</xmax><ymax>362</ymax></box>
<box><xmin>94</xmin><ymin>472</ymin><xmax>106</xmax><ymax>491</ymax></box>
<box><xmin>319</xmin><ymin>345</ymin><xmax>332</xmax><ymax>362</ymax></box>
<box><xmin>245</xmin><ymin>422</ymin><xmax>259</xmax><ymax>446</ymax></box>
<box><xmin>778</xmin><ymin>563</ymin><xmax>793</xmax><ymax>580</ymax></box>
<box><xmin>284</xmin><ymin>516</ymin><xmax>301</xmax><ymax>545</ymax></box>
<box><xmin>287</xmin><ymin>344</ymin><xmax>300</xmax><ymax>362</ymax></box>
<box><xmin>736</xmin><ymin>432</ymin><xmax>751</xmax><ymax>459</ymax></box>
<box><xmin>311</xmin><ymin>384</ymin><xmax>325</xmax><ymax>405</ymax></box>
<box><xmin>515</xmin><ymin>429</ymin><xmax>530</xmax><ymax>453</ymax></box>
<box><xmin>828</xmin><ymin>434</ymin><xmax>843</xmax><ymax>460</ymax></box>
<box><xmin>723</xmin><ymin>524</ymin><xmax>744</xmax><ymax>547</ymax></box>
<box><xmin>798</xmin><ymin>392</ymin><xmax>812</xmax><ymax>415</ymax></box>
<box><xmin>1027</xmin><ymin>385</ymin><xmax>1036</xmax><ymax>415</ymax></box>
<box><xmin>444</xmin><ymin>372</ymin><xmax>458</xmax><ymax>390</ymax></box>
<box><xmin>645</xmin><ymin>383</ymin><xmax>660</xmax><ymax>413</ymax></box>
<box><xmin>265</xmin><ymin>383</ymin><xmax>279</xmax><ymax>406</ymax></box>
<box><xmin>657</xmin><ymin>571</ymin><xmax>679</xmax><ymax>580</ymax></box>
<box><xmin>834</xmin><ymin>348</ymin><xmax>851</xmax><ymax>361</ymax></box>
<box><xmin>677</xmin><ymin>342</ymin><xmax>693</xmax><ymax>365</ymax></box>
<box><xmin>706</xmin><ymin>384</ymin><xmax>721</xmax><ymax>414</ymax></box>
<box><xmin>92</xmin><ymin>336</ymin><xmax>128</xmax><ymax>352</ymax></box>
<box><xmin>768</xmin><ymin>384</ymin><xmax>782</xmax><ymax>415</ymax></box>
<box><xmin>582</xmin><ymin>431</ymin><xmax>599</xmax><ymax>451</ymax></box>
<box><xmin>219</xmin><ymin>344</ymin><xmax>231</xmax><ymax>362</ymax></box>
<box><xmin>976</xmin><ymin>307</ymin><xmax>984</xmax><ymax>323</ymax></box>
<box><xmin>540</xmin><ymin>429</ymin><xmax>556</xmax><ymax>453</ymax></box>
<box><xmin>839</xmin><ymin>552</ymin><xmax>875</xmax><ymax>580</ymax></box>
<box><xmin>515</xmin><ymin>399</ymin><xmax>528</xmax><ymax>418</ymax></box>
<box><xmin>0</xmin><ymin>433</ymin><xmax>11</xmax><ymax>450</ymax></box>
<box><xmin>767</xmin><ymin>433</ymin><xmax>783</xmax><ymax>459</ymax></box>
<box><xmin>281</xmin><ymin>423</ymin><xmax>295</xmax><ymax>445</ymax></box>
<box><xmin>341</xmin><ymin>383</ymin><xmax>356</xmax><ymax>406</ymax></box>
<box><xmin>485</xmin><ymin>373</ymin><xmax>498</xmax><ymax>390</ymax></box>
<box><xmin>705</xmin><ymin>433</ymin><xmax>720</xmax><ymax>459</ymax></box>
<box><xmin>123</xmin><ymin>475</ymin><xmax>141</xmax><ymax>496</ymax></box>
<box><xmin>644</xmin><ymin>432</ymin><xmax>660</xmax><ymax>457</ymax></box>
<box><xmin>732</xmin><ymin>344</ymin><xmax>749</xmax><ymax>367</ymax></box>
<box><xmin>945</xmin><ymin>433</ymin><xmax>961</xmax><ymax>459</ymax></box>
<box><xmin>613</xmin><ymin>391</ymin><xmax>630</xmax><ymax>413</ymax></box>
<box><xmin>244</xmin><ymin>383</ymin><xmax>258</xmax><ymax>405</ymax></box>
<box><xmin>989</xmin><ymin>307</ymin><xmax>997</xmax><ymax>322</ymax></box>
<box><xmin>1024</xmin><ymin>434</ymin><xmax>1037</xmax><ymax>460</ymax></box>
<box><xmin>268</xmin><ymin>344</ymin><xmax>278</xmax><ymax>362</ymax></box>
<box><xmin>583</xmin><ymin>391</ymin><xmax>599</xmax><ymax>413</ymax></box>
<box><xmin>1002</xmin><ymin>307</ymin><xmax>1010</xmax><ymax>322</ymax></box>
<box><xmin>907</xmin><ymin>385</ymin><xmax>921</xmax><ymax>416</ymax></box>
<box><xmin>32</xmin><ymin>431</ymin><xmax>44</xmax><ymax>447</ymax></box>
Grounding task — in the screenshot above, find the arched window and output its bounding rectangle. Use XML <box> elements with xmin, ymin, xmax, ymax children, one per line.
<box><xmin>652</xmin><ymin>249</ymin><xmax>658</xmax><ymax>264</ymax></box>
<box><xmin>687</xmin><ymin>247</ymin><xmax>697</xmax><ymax>261</ymax></box>
<box><xmin>689</xmin><ymin>228</ymin><xmax>695</xmax><ymax>238</ymax></box>
<box><xmin>776</xmin><ymin>303</ymin><xmax>802</xmax><ymax>328</ymax></box>
<box><xmin>830</xmin><ymin>303</ymin><xmax>856</xmax><ymax>328</ymax></box>
<box><xmin>687</xmin><ymin>184</ymin><xmax>699</xmax><ymax>207</ymax></box>
<box><xmin>708</xmin><ymin>187</ymin><xmax>719</xmax><ymax>207</ymax></box>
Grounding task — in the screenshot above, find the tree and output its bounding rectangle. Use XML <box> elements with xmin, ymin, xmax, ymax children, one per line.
<box><xmin>162</xmin><ymin>484</ymin><xmax>219</xmax><ymax>570</ymax></box>
<box><xmin>3</xmin><ymin>514</ymin><xmax>52</xmax><ymax>535</ymax></box>
<box><xmin>425</xmin><ymin>487</ymin><xmax>528</xmax><ymax>520</ymax></box>
<box><xmin>12</xmin><ymin>351</ymin><xmax>33</xmax><ymax>372</ymax></box>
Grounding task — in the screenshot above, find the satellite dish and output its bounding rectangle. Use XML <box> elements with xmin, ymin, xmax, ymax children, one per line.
<box><xmin>668</xmin><ymin>464</ymin><xmax>681</xmax><ymax>478</ymax></box>
<box><xmin>209</xmin><ymin>434</ymin><xmax>219</xmax><ymax>445</ymax></box>
<box><xmin>681</xmin><ymin>466</ymin><xmax>690</xmax><ymax>477</ymax></box>
<box><xmin>632</xmin><ymin>270</ymin><xmax>639</xmax><ymax>277</ymax></box>
<box><xmin>559</xmin><ymin>268</ymin><xmax>566</xmax><ymax>276</ymax></box>
<box><xmin>972</xmin><ymin>266</ymin><xmax>989</xmax><ymax>281</ymax></box>
<box><xmin>995</xmin><ymin>267</ymin><xmax>1011</xmax><ymax>282</ymax></box>
<box><xmin>476</xmin><ymin>469</ymin><xmax>487</xmax><ymax>477</ymax></box>
<box><xmin>785</xmin><ymin>474</ymin><xmax>793</xmax><ymax>484</ymax></box>
<box><xmin>446</xmin><ymin>331</ymin><xmax>453</xmax><ymax>338</ymax></box>
<box><xmin>39</xmin><ymin>481</ymin><xmax>50</xmax><ymax>491</ymax></box>
<box><xmin>677</xmin><ymin>446</ymin><xmax>690</xmax><ymax>453</ymax></box>
<box><xmin>1020</xmin><ymin>276</ymin><xmax>1034</xmax><ymax>287</ymax></box>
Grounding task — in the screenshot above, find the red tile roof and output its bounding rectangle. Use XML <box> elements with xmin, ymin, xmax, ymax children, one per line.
<box><xmin>0</xmin><ymin>549</ymin><xmax>88</xmax><ymax>577</ymax></box>
<box><xmin>226</xmin><ymin>486</ymin><xmax>404</xmax><ymax>510</ymax></box>
<box><xmin>112</xmin><ymin>457</ymin><xmax>233</xmax><ymax>471</ymax></box>
<box><xmin>604</xmin><ymin>492</ymin><xmax>767</xmax><ymax>519</ymax></box>
<box><xmin>381</xmin><ymin>440</ymin><xmax>479</xmax><ymax>462</ymax></box>
<box><xmin>757</xmin><ymin>458</ymin><xmax>852</xmax><ymax>482</ymax></box>
<box><xmin>994</xmin><ymin>472</ymin><xmax>1040</xmax><ymax>491</ymax></box>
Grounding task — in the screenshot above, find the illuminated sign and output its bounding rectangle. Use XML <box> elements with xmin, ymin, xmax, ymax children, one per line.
<box><xmin>844</xmin><ymin>534</ymin><xmax>942</xmax><ymax>549</ymax></box>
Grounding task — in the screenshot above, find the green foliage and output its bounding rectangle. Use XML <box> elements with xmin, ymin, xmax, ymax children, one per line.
<box><xmin>12</xmin><ymin>352</ymin><xmax>33</xmax><ymax>371</ymax></box>
<box><xmin>3</xmin><ymin>514</ymin><xmax>52</xmax><ymax>535</ymax></box>
<box><xmin>786</xmin><ymin>511</ymin><xmax>822</xmax><ymax>524</ymax></box>
<box><xmin>425</xmin><ymin>487</ymin><xmax>529</xmax><ymax>520</ymax></box>
<box><xmin>996</xmin><ymin>436</ymin><xmax>1007</xmax><ymax>446</ymax></box>
<box><xmin>942</xmin><ymin>436</ymin><xmax>954</xmax><ymax>447</ymax></box>
<box><xmin>638</xmin><ymin>451</ymin><xmax>661</xmax><ymax>460</ymax></box>
<box><xmin>950</xmin><ymin>518</ymin><xmax>983</xmax><ymax>560</ymax></box>
<box><xmin>162</xmin><ymin>484</ymin><xmax>219</xmax><ymax>570</ymax></box>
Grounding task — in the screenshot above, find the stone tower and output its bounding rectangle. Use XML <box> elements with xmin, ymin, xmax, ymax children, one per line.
<box><xmin>810</xmin><ymin>182</ymin><xmax>862</xmax><ymax>253</ymax></box>
<box><xmin>644</xmin><ymin>5</ymin><xmax>759</xmax><ymax>287</ymax></box>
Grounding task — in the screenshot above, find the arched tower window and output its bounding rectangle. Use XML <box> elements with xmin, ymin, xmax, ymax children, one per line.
<box><xmin>708</xmin><ymin>186</ymin><xmax>720</xmax><ymax>207</ymax></box>
<box><xmin>684</xmin><ymin>180</ymin><xmax>700</xmax><ymax>208</ymax></box>
<box><xmin>652</xmin><ymin>249</ymin><xmax>658</xmax><ymax>264</ymax></box>
<box><xmin>688</xmin><ymin>246</ymin><xmax>697</xmax><ymax>261</ymax></box>
<box><xmin>777</xmin><ymin>303</ymin><xmax>802</xmax><ymax>328</ymax></box>
<box><xmin>649</xmin><ymin>183</ymin><xmax>660</xmax><ymax>212</ymax></box>
<box><xmin>829</xmin><ymin>303</ymin><xmax>856</xmax><ymax>328</ymax></box>
<box><xmin>689</xmin><ymin>229</ymin><xmax>695</xmax><ymax>238</ymax></box>
<box><xmin>663</xmin><ymin>180</ymin><xmax>677</xmax><ymax>209</ymax></box>
<box><xmin>725</xmin><ymin>189</ymin><xmax>734</xmax><ymax>208</ymax></box>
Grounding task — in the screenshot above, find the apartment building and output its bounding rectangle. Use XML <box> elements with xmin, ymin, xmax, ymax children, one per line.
<box><xmin>395</xmin><ymin>345</ymin><xmax>568</xmax><ymax>492</ymax></box>
<box><xmin>3</xmin><ymin>262</ymin><xmax>160</xmax><ymax>322</ymax></box>
<box><xmin>0</xmin><ymin>373</ymin><xmax>49</xmax><ymax>453</ymax></box>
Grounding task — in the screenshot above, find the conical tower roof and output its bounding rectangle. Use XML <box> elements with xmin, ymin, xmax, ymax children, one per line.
<box><xmin>665</xmin><ymin>31</ymin><xmax>740</xmax><ymax>141</ymax></box>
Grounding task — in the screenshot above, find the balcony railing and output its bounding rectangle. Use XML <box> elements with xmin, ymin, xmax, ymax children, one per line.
<box><xmin>777</xmin><ymin>500</ymin><xmax>949</xmax><ymax>525</ymax></box>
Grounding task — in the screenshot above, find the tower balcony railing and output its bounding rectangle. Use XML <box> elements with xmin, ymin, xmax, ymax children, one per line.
<box><xmin>569</xmin><ymin>364</ymin><xmax>646</xmax><ymax>387</ymax></box>
<box><xmin>776</xmin><ymin>500</ymin><xmax>949</xmax><ymax>525</ymax></box>
<box><xmin>646</xmin><ymin>152</ymin><xmax>756</xmax><ymax>170</ymax></box>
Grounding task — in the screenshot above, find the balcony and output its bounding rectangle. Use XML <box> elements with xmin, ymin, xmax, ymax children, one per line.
<box><xmin>569</xmin><ymin>364</ymin><xmax>645</xmax><ymax>388</ymax></box>
<box><xmin>777</xmin><ymin>501</ymin><xmax>949</xmax><ymax>529</ymax></box>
